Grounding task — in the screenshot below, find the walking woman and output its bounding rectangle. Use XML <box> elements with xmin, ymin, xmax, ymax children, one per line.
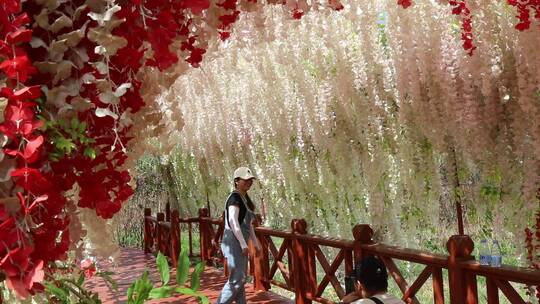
<box><xmin>216</xmin><ymin>167</ymin><xmax>262</xmax><ymax>304</ymax></box>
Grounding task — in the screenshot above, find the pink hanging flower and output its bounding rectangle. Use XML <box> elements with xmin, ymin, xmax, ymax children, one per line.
<box><xmin>80</xmin><ymin>259</ymin><xmax>97</xmax><ymax>279</ymax></box>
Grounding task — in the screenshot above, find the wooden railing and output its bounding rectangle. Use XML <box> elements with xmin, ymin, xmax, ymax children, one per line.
<box><xmin>143</xmin><ymin>205</ymin><xmax>540</xmax><ymax>304</ymax></box>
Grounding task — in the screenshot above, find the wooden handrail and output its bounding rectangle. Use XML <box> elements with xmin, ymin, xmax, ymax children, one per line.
<box><xmin>255</xmin><ymin>226</ymin><xmax>293</xmax><ymax>238</ymax></box>
<box><xmin>144</xmin><ymin>207</ymin><xmax>540</xmax><ymax>304</ymax></box>
<box><xmin>297</xmin><ymin>234</ymin><xmax>354</xmax><ymax>249</ymax></box>
<box><xmin>461</xmin><ymin>261</ymin><xmax>540</xmax><ymax>285</ymax></box>
<box><xmin>199</xmin><ymin>217</ymin><xmax>223</xmax><ymax>225</ymax></box>
<box><xmin>145</xmin><ymin>215</ymin><xmax>157</xmax><ymax>222</ymax></box>
<box><xmin>360</xmin><ymin>243</ymin><xmax>448</xmax><ymax>268</ymax></box>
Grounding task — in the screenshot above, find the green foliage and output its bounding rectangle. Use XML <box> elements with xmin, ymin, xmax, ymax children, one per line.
<box><xmin>44</xmin><ymin>282</ymin><xmax>70</xmax><ymax>303</ymax></box>
<box><xmin>127</xmin><ymin>249</ymin><xmax>208</xmax><ymax>304</ymax></box>
<box><xmin>176</xmin><ymin>248</ymin><xmax>190</xmax><ymax>286</ymax></box>
<box><xmin>127</xmin><ymin>270</ymin><xmax>153</xmax><ymax>304</ymax></box>
<box><xmin>156</xmin><ymin>252</ymin><xmax>170</xmax><ymax>285</ymax></box>
<box><xmin>44</xmin><ymin>269</ymin><xmax>116</xmax><ymax>304</ymax></box>
<box><xmin>40</xmin><ymin>116</ymin><xmax>96</xmax><ymax>161</ymax></box>
<box><xmin>479</xmin><ymin>169</ymin><xmax>503</xmax><ymax>204</ymax></box>
<box><xmin>190</xmin><ymin>261</ymin><xmax>205</xmax><ymax>291</ymax></box>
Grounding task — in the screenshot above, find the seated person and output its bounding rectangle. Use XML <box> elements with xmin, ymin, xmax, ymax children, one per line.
<box><xmin>340</xmin><ymin>256</ymin><xmax>405</xmax><ymax>304</ymax></box>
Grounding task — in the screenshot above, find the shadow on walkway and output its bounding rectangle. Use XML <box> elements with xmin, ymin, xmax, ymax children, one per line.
<box><xmin>86</xmin><ymin>248</ymin><xmax>292</xmax><ymax>304</ymax></box>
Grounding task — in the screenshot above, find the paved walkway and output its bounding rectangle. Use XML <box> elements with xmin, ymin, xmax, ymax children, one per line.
<box><xmin>86</xmin><ymin>248</ymin><xmax>292</xmax><ymax>303</ymax></box>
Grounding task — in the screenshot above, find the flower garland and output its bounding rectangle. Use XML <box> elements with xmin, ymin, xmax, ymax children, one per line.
<box><xmin>508</xmin><ymin>0</ymin><xmax>540</xmax><ymax>31</ymax></box>
<box><xmin>0</xmin><ymin>1</ymin><xmax>62</xmax><ymax>298</ymax></box>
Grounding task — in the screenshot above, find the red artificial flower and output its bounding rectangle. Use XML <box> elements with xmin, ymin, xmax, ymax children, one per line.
<box><xmin>217</xmin><ymin>0</ymin><xmax>237</xmax><ymax>10</ymax></box>
<box><xmin>3</xmin><ymin>101</ymin><xmax>34</xmax><ymax>122</ymax></box>
<box><xmin>0</xmin><ymin>40</ymin><xmax>11</xmax><ymax>56</ymax></box>
<box><xmin>15</xmin><ymin>192</ymin><xmax>48</xmax><ymax>216</ymax></box>
<box><xmin>6</xmin><ymin>259</ymin><xmax>46</xmax><ymax>299</ymax></box>
<box><xmin>0</xmin><ymin>205</ymin><xmax>7</xmax><ymax>221</ymax></box>
<box><xmin>328</xmin><ymin>0</ymin><xmax>344</xmax><ymax>11</ymax></box>
<box><xmin>5</xmin><ymin>135</ymin><xmax>43</xmax><ymax>162</ymax></box>
<box><xmin>219</xmin><ymin>11</ymin><xmax>240</xmax><ymax>28</ymax></box>
<box><xmin>184</xmin><ymin>0</ymin><xmax>211</xmax><ymax>15</ymax></box>
<box><xmin>0</xmin><ymin>101</ymin><xmax>43</xmax><ymax>139</ymax></box>
<box><xmin>186</xmin><ymin>47</ymin><xmax>206</xmax><ymax>67</ymax></box>
<box><xmin>515</xmin><ymin>20</ymin><xmax>531</xmax><ymax>31</ymax></box>
<box><xmin>11</xmin><ymin>13</ymin><xmax>30</xmax><ymax>27</ymax></box>
<box><xmin>117</xmin><ymin>185</ymin><xmax>134</xmax><ymax>201</ymax></box>
<box><xmin>11</xmin><ymin>167</ymin><xmax>52</xmax><ymax>194</ymax></box>
<box><xmin>397</xmin><ymin>0</ymin><xmax>412</xmax><ymax>8</ymax></box>
<box><xmin>113</xmin><ymin>47</ymin><xmax>144</xmax><ymax>71</ymax></box>
<box><xmin>32</xmin><ymin>226</ymin><xmax>70</xmax><ymax>262</ymax></box>
<box><xmin>120</xmin><ymin>81</ymin><xmax>145</xmax><ymax>112</ymax></box>
<box><xmin>146</xmin><ymin>48</ymin><xmax>179</xmax><ymax>71</ymax></box>
<box><xmin>2</xmin><ymin>0</ymin><xmax>21</xmax><ymax>14</ymax></box>
<box><xmin>80</xmin><ymin>259</ymin><xmax>97</xmax><ymax>278</ymax></box>
<box><xmin>219</xmin><ymin>31</ymin><xmax>231</xmax><ymax>41</ymax></box>
<box><xmin>292</xmin><ymin>9</ymin><xmax>304</xmax><ymax>19</ymax></box>
<box><xmin>0</xmin><ymin>246</ymin><xmax>33</xmax><ymax>278</ymax></box>
<box><xmin>6</xmin><ymin>28</ymin><xmax>32</xmax><ymax>45</ymax></box>
<box><xmin>0</xmin><ymin>216</ymin><xmax>18</xmax><ymax>246</ymax></box>
<box><xmin>180</xmin><ymin>36</ymin><xmax>197</xmax><ymax>51</ymax></box>
<box><xmin>95</xmin><ymin>199</ymin><xmax>121</xmax><ymax>219</ymax></box>
<box><xmin>0</xmin><ymin>55</ymin><xmax>37</xmax><ymax>82</ymax></box>
<box><xmin>13</xmin><ymin>86</ymin><xmax>41</xmax><ymax>100</ymax></box>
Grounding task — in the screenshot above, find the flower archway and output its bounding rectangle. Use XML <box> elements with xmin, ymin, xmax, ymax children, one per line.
<box><xmin>0</xmin><ymin>0</ymin><xmax>539</xmax><ymax>300</ymax></box>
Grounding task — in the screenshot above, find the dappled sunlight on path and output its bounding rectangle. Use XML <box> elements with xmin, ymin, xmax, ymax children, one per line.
<box><xmin>86</xmin><ymin>248</ymin><xmax>292</xmax><ymax>303</ymax></box>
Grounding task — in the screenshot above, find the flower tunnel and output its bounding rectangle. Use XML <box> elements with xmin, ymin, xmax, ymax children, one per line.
<box><xmin>0</xmin><ymin>0</ymin><xmax>540</xmax><ymax>301</ymax></box>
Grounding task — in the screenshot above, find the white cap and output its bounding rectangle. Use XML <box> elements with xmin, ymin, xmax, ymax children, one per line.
<box><xmin>233</xmin><ymin>167</ymin><xmax>256</xmax><ymax>180</ymax></box>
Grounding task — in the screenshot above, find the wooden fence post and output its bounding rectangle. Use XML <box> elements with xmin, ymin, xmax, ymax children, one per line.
<box><xmin>165</xmin><ymin>202</ymin><xmax>171</xmax><ymax>222</ymax></box>
<box><xmin>156</xmin><ymin>212</ymin><xmax>165</xmax><ymax>254</ymax></box>
<box><xmin>291</xmin><ymin>219</ymin><xmax>313</xmax><ymax>304</ymax></box>
<box><xmin>253</xmin><ymin>214</ymin><xmax>270</xmax><ymax>291</ymax></box>
<box><xmin>144</xmin><ymin>208</ymin><xmax>152</xmax><ymax>254</ymax></box>
<box><xmin>171</xmin><ymin>209</ymin><xmax>180</xmax><ymax>267</ymax></box>
<box><xmin>447</xmin><ymin>235</ymin><xmax>477</xmax><ymax>304</ymax></box>
<box><xmin>199</xmin><ymin>208</ymin><xmax>213</xmax><ymax>266</ymax></box>
<box><xmin>352</xmin><ymin>224</ymin><xmax>374</xmax><ymax>264</ymax></box>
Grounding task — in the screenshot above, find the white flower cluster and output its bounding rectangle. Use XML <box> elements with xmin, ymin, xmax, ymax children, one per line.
<box><xmin>137</xmin><ymin>2</ymin><xmax>540</xmax><ymax>255</ymax></box>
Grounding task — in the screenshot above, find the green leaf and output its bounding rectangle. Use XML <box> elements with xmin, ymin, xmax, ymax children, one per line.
<box><xmin>175</xmin><ymin>287</ymin><xmax>209</xmax><ymax>303</ymax></box>
<box><xmin>127</xmin><ymin>270</ymin><xmax>153</xmax><ymax>304</ymax></box>
<box><xmin>148</xmin><ymin>286</ymin><xmax>174</xmax><ymax>299</ymax></box>
<box><xmin>58</xmin><ymin>119</ymin><xmax>67</xmax><ymax>129</ymax></box>
<box><xmin>190</xmin><ymin>261</ymin><xmax>205</xmax><ymax>291</ymax></box>
<box><xmin>97</xmin><ymin>271</ymin><xmax>118</xmax><ymax>291</ymax></box>
<box><xmin>55</xmin><ymin>136</ymin><xmax>76</xmax><ymax>154</ymax></box>
<box><xmin>45</xmin><ymin>282</ymin><xmax>69</xmax><ymax>304</ymax></box>
<box><xmin>127</xmin><ymin>283</ymin><xmax>135</xmax><ymax>303</ymax></box>
<box><xmin>79</xmin><ymin>121</ymin><xmax>87</xmax><ymax>133</ymax></box>
<box><xmin>71</xmin><ymin>118</ymin><xmax>79</xmax><ymax>130</ymax></box>
<box><xmin>156</xmin><ymin>252</ymin><xmax>170</xmax><ymax>285</ymax></box>
<box><xmin>84</xmin><ymin>147</ymin><xmax>97</xmax><ymax>160</ymax></box>
<box><xmin>175</xmin><ymin>287</ymin><xmax>198</xmax><ymax>296</ymax></box>
<box><xmin>176</xmin><ymin>248</ymin><xmax>190</xmax><ymax>286</ymax></box>
<box><xmin>198</xmin><ymin>294</ymin><xmax>210</xmax><ymax>304</ymax></box>
<box><xmin>77</xmin><ymin>273</ymin><xmax>85</xmax><ymax>286</ymax></box>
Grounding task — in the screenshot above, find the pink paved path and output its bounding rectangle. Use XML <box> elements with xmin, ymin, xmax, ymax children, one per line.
<box><xmin>86</xmin><ymin>248</ymin><xmax>292</xmax><ymax>304</ymax></box>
